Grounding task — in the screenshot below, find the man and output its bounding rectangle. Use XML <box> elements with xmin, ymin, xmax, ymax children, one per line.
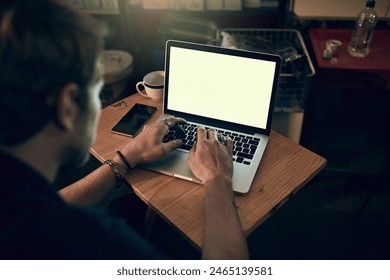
<box><xmin>0</xmin><ymin>0</ymin><xmax>248</xmax><ymax>259</ymax></box>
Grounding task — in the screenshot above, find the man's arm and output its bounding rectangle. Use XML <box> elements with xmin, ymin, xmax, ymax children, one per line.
<box><xmin>202</xmin><ymin>177</ymin><xmax>249</xmax><ymax>259</ymax></box>
<box><xmin>188</xmin><ymin>127</ymin><xmax>249</xmax><ymax>259</ymax></box>
<box><xmin>57</xmin><ymin>155</ymin><xmax>129</xmax><ymax>207</ymax></box>
<box><xmin>58</xmin><ymin>118</ymin><xmax>184</xmax><ymax>206</ymax></box>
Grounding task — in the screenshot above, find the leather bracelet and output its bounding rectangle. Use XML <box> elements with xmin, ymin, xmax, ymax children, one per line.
<box><xmin>103</xmin><ymin>159</ymin><xmax>123</xmax><ymax>188</ymax></box>
<box><xmin>116</xmin><ymin>151</ymin><xmax>133</xmax><ymax>173</ymax></box>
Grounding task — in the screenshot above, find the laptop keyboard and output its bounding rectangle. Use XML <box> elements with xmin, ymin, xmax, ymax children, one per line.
<box><xmin>163</xmin><ymin>123</ymin><xmax>260</xmax><ymax>165</ymax></box>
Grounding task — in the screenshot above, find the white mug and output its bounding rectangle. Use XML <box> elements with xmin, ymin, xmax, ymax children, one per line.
<box><xmin>136</xmin><ymin>71</ymin><xmax>164</xmax><ymax>100</ymax></box>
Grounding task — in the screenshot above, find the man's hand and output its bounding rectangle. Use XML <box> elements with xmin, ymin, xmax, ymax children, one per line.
<box><xmin>187</xmin><ymin>127</ymin><xmax>233</xmax><ymax>186</ymax></box>
<box><xmin>119</xmin><ymin>117</ymin><xmax>186</xmax><ymax>168</ymax></box>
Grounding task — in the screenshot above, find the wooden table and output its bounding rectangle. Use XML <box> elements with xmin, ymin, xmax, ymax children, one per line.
<box><xmin>309</xmin><ymin>29</ymin><xmax>390</xmax><ymax>72</ymax></box>
<box><xmin>308</xmin><ymin>29</ymin><xmax>390</xmax><ymax>89</ymax></box>
<box><xmin>90</xmin><ymin>93</ymin><xmax>326</xmax><ymax>248</ymax></box>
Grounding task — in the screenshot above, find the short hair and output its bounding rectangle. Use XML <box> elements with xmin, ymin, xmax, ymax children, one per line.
<box><xmin>0</xmin><ymin>0</ymin><xmax>107</xmax><ymax>146</ymax></box>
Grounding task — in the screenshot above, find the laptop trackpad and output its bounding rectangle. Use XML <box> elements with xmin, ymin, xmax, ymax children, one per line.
<box><xmin>140</xmin><ymin>150</ymin><xmax>198</xmax><ymax>182</ymax></box>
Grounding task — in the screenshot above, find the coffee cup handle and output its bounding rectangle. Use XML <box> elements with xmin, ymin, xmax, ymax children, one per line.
<box><xmin>136</xmin><ymin>81</ymin><xmax>148</xmax><ymax>97</ymax></box>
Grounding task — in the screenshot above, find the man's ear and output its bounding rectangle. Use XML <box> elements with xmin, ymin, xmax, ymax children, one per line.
<box><xmin>55</xmin><ymin>83</ymin><xmax>80</xmax><ymax>131</ymax></box>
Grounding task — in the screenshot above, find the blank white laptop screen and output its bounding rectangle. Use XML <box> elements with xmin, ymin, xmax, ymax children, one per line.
<box><xmin>166</xmin><ymin>46</ymin><xmax>277</xmax><ymax>129</ymax></box>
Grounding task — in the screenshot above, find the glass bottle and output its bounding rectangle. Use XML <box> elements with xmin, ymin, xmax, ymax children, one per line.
<box><xmin>348</xmin><ymin>0</ymin><xmax>377</xmax><ymax>58</ymax></box>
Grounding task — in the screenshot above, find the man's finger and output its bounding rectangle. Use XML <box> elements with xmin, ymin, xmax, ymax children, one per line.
<box><xmin>208</xmin><ymin>129</ymin><xmax>218</xmax><ymax>143</ymax></box>
<box><xmin>171</xmin><ymin>117</ymin><xmax>187</xmax><ymax>127</ymax></box>
<box><xmin>163</xmin><ymin>139</ymin><xmax>182</xmax><ymax>153</ymax></box>
<box><xmin>225</xmin><ymin>136</ymin><xmax>234</xmax><ymax>155</ymax></box>
<box><xmin>197</xmin><ymin>126</ymin><xmax>206</xmax><ymax>141</ymax></box>
<box><xmin>160</xmin><ymin>117</ymin><xmax>187</xmax><ymax>136</ymax></box>
<box><xmin>172</xmin><ymin>123</ymin><xmax>186</xmax><ymax>137</ymax></box>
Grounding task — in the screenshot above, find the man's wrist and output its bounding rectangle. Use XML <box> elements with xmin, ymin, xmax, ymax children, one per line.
<box><xmin>203</xmin><ymin>176</ymin><xmax>233</xmax><ymax>193</ymax></box>
<box><xmin>116</xmin><ymin>151</ymin><xmax>133</xmax><ymax>173</ymax></box>
<box><xmin>103</xmin><ymin>159</ymin><xmax>124</xmax><ymax>188</ymax></box>
<box><xmin>204</xmin><ymin>176</ymin><xmax>237</xmax><ymax>212</ymax></box>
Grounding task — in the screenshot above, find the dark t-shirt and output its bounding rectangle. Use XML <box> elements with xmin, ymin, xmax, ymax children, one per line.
<box><xmin>0</xmin><ymin>151</ymin><xmax>164</xmax><ymax>259</ymax></box>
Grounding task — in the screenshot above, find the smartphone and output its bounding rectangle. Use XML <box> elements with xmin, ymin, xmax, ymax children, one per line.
<box><xmin>111</xmin><ymin>103</ymin><xmax>157</xmax><ymax>137</ymax></box>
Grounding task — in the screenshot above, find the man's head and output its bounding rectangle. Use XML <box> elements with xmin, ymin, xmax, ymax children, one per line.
<box><xmin>0</xmin><ymin>0</ymin><xmax>107</xmax><ymax>167</ymax></box>
<box><xmin>0</xmin><ymin>0</ymin><xmax>106</xmax><ymax>146</ymax></box>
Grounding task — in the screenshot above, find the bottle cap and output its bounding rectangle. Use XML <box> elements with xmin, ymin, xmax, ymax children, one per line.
<box><xmin>366</xmin><ymin>0</ymin><xmax>375</xmax><ymax>8</ymax></box>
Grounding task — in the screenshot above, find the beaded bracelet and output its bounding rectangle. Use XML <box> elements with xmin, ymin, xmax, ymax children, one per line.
<box><xmin>103</xmin><ymin>159</ymin><xmax>123</xmax><ymax>188</ymax></box>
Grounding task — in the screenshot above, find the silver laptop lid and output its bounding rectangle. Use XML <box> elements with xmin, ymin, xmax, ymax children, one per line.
<box><xmin>163</xmin><ymin>40</ymin><xmax>282</xmax><ymax>135</ymax></box>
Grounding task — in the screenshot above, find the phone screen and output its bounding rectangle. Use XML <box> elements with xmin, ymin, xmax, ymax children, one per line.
<box><xmin>111</xmin><ymin>103</ymin><xmax>157</xmax><ymax>137</ymax></box>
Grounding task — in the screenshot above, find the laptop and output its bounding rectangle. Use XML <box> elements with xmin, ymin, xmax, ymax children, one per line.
<box><xmin>141</xmin><ymin>40</ymin><xmax>281</xmax><ymax>194</ymax></box>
